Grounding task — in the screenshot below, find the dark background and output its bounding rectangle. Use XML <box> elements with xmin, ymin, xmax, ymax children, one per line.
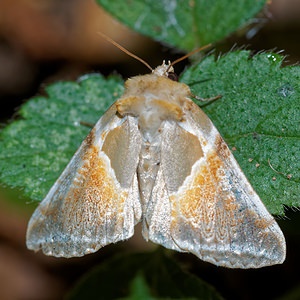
<box><xmin>0</xmin><ymin>0</ymin><xmax>299</xmax><ymax>299</ymax></box>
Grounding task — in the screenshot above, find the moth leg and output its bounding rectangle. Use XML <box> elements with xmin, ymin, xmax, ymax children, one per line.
<box><xmin>190</xmin><ymin>93</ymin><xmax>222</xmax><ymax>102</ymax></box>
<box><xmin>80</xmin><ymin>121</ymin><xmax>95</xmax><ymax>128</ymax></box>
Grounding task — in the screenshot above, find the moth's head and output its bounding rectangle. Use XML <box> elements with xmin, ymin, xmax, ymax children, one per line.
<box><xmin>153</xmin><ymin>61</ymin><xmax>178</xmax><ymax>81</ymax></box>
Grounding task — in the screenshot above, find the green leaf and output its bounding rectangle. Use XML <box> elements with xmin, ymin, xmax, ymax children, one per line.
<box><xmin>0</xmin><ymin>74</ymin><xmax>124</xmax><ymax>201</ymax></box>
<box><xmin>96</xmin><ymin>0</ymin><xmax>266</xmax><ymax>50</ymax></box>
<box><xmin>66</xmin><ymin>251</ymin><xmax>223</xmax><ymax>300</ymax></box>
<box><xmin>0</xmin><ymin>51</ymin><xmax>298</xmax><ymax>215</ymax></box>
<box><xmin>181</xmin><ymin>51</ymin><xmax>300</xmax><ymax>214</ymax></box>
<box><xmin>118</xmin><ymin>273</ymin><xmax>156</xmax><ymax>300</ymax></box>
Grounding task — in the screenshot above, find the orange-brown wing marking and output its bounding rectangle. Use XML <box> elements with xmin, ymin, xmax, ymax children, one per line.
<box><xmin>62</xmin><ymin>146</ymin><xmax>127</xmax><ymax>240</ymax></box>
<box><xmin>26</xmin><ymin>107</ymin><xmax>142</xmax><ymax>257</ymax></box>
<box><xmin>169</xmin><ymin>133</ymin><xmax>286</xmax><ymax>268</ymax></box>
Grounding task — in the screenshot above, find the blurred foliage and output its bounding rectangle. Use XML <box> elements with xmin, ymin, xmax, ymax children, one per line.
<box><xmin>66</xmin><ymin>250</ymin><xmax>224</xmax><ymax>300</ymax></box>
<box><xmin>96</xmin><ymin>0</ymin><xmax>266</xmax><ymax>51</ymax></box>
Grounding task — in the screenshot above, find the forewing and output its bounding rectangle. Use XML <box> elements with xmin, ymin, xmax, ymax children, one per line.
<box><xmin>147</xmin><ymin>101</ymin><xmax>286</xmax><ymax>268</ymax></box>
<box><xmin>143</xmin><ymin>120</ymin><xmax>203</xmax><ymax>252</ymax></box>
<box><xmin>26</xmin><ymin>104</ymin><xmax>142</xmax><ymax>257</ymax></box>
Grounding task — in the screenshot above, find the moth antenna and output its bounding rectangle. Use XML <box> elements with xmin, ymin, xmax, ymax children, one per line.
<box><xmin>98</xmin><ymin>32</ymin><xmax>153</xmax><ymax>72</ymax></box>
<box><xmin>167</xmin><ymin>43</ymin><xmax>212</xmax><ymax>72</ymax></box>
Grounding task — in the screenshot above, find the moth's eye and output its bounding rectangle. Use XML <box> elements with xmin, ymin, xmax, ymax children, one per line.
<box><xmin>167</xmin><ymin>72</ymin><xmax>178</xmax><ymax>81</ymax></box>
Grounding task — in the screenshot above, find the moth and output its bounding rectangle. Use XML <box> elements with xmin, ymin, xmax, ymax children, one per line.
<box><xmin>26</xmin><ymin>36</ymin><xmax>286</xmax><ymax>268</ymax></box>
